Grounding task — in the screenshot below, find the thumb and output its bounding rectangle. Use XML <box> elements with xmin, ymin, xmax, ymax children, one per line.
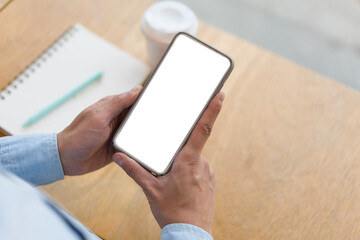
<box><xmin>105</xmin><ymin>85</ymin><xmax>142</xmax><ymax>119</ymax></box>
<box><xmin>113</xmin><ymin>152</ymin><xmax>155</xmax><ymax>189</ymax></box>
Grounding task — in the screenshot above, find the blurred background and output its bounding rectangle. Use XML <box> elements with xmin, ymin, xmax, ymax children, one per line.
<box><xmin>161</xmin><ymin>0</ymin><xmax>360</xmax><ymax>91</ymax></box>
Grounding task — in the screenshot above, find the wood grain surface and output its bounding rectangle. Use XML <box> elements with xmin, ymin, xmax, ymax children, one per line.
<box><xmin>0</xmin><ymin>0</ymin><xmax>11</xmax><ymax>11</ymax></box>
<box><xmin>1</xmin><ymin>0</ymin><xmax>360</xmax><ymax>239</ymax></box>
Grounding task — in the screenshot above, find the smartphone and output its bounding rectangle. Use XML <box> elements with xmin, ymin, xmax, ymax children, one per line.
<box><xmin>113</xmin><ymin>32</ymin><xmax>233</xmax><ymax>176</ymax></box>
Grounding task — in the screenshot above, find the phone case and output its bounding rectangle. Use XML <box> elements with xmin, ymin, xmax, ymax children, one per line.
<box><xmin>113</xmin><ymin>32</ymin><xmax>234</xmax><ymax>176</ymax></box>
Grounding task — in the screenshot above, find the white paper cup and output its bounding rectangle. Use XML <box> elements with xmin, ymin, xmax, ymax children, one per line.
<box><xmin>141</xmin><ymin>1</ymin><xmax>198</xmax><ymax>67</ymax></box>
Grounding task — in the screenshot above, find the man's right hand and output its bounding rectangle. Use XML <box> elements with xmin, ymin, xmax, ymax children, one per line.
<box><xmin>112</xmin><ymin>92</ymin><xmax>224</xmax><ymax>235</ymax></box>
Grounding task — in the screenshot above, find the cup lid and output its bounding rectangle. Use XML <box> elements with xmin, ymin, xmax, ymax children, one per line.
<box><xmin>141</xmin><ymin>1</ymin><xmax>198</xmax><ymax>43</ymax></box>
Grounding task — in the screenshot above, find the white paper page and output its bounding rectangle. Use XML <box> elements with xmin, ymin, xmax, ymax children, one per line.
<box><xmin>0</xmin><ymin>24</ymin><xmax>149</xmax><ymax>135</ymax></box>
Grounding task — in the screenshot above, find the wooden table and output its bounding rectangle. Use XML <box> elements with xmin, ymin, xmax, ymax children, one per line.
<box><xmin>0</xmin><ymin>0</ymin><xmax>11</xmax><ymax>11</ymax></box>
<box><xmin>2</xmin><ymin>0</ymin><xmax>360</xmax><ymax>239</ymax></box>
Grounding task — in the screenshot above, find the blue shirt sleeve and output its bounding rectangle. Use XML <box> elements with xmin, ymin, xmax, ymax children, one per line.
<box><xmin>161</xmin><ymin>223</ymin><xmax>214</xmax><ymax>240</ymax></box>
<box><xmin>0</xmin><ymin>134</ymin><xmax>214</xmax><ymax>239</ymax></box>
<box><xmin>0</xmin><ymin>134</ymin><xmax>64</xmax><ymax>186</ymax></box>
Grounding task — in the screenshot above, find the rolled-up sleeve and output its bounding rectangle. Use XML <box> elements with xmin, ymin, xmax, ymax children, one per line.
<box><xmin>161</xmin><ymin>224</ymin><xmax>214</xmax><ymax>240</ymax></box>
<box><xmin>0</xmin><ymin>134</ymin><xmax>64</xmax><ymax>186</ymax></box>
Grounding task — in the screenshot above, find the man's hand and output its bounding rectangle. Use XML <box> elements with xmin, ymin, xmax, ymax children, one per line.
<box><xmin>113</xmin><ymin>92</ymin><xmax>224</xmax><ymax>235</ymax></box>
<box><xmin>57</xmin><ymin>86</ymin><xmax>142</xmax><ymax>175</ymax></box>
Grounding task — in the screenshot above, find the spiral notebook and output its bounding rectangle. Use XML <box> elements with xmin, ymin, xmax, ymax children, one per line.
<box><xmin>0</xmin><ymin>23</ymin><xmax>150</xmax><ymax>135</ymax></box>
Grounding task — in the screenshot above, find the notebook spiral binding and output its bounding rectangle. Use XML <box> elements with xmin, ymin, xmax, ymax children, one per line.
<box><xmin>0</xmin><ymin>25</ymin><xmax>80</xmax><ymax>101</ymax></box>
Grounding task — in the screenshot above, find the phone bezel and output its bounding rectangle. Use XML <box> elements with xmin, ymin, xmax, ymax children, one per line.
<box><xmin>113</xmin><ymin>32</ymin><xmax>234</xmax><ymax>176</ymax></box>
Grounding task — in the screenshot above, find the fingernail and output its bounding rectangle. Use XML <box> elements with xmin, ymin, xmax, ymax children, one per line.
<box><xmin>114</xmin><ymin>155</ymin><xmax>123</xmax><ymax>166</ymax></box>
<box><xmin>219</xmin><ymin>92</ymin><xmax>225</xmax><ymax>102</ymax></box>
<box><xmin>131</xmin><ymin>85</ymin><xmax>141</xmax><ymax>92</ymax></box>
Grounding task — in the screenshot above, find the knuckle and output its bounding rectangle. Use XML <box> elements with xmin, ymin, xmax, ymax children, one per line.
<box><xmin>209</xmin><ymin>167</ymin><xmax>215</xmax><ymax>178</ymax></box>
<box><xmin>91</xmin><ymin>111</ymin><xmax>106</xmax><ymax>125</ymax></box>
<box><xmin>208</xmin><ymin>167</ymin><xmax>216</xmax><ymax>190</ymax></box>
<box><xmin>79</xmin><ymin>107</ymin><xmax>92</xmax><ymax>119</ymax></box>
<box><xmin>99</xmin><ymin>96</ymin><xmax>112</xmax><ymax>104</ymax></box>
<box><xmin>200</xmin><ymin>156</ymin><xmax>210</xmax><ymax>168</ymax></box>
<box><xmin>192</xmin><ymin>172</ymin><xmax>202</xmax><ymax>183</ymax></box>
<box><xmin>200</xmin><ymin>155</ymin><xmax>208</xmax><ymax>163</ymax></box>
<box><xmin>200</xmin><ymin>124</ymin><xmax>212</xmax><ymax>137</ymax></box>
<box><xmin>110</xmin><ymin>94</ymin><xmax>124</xmax><ymax>104</ymax></box>
<box><xmin>85</xmin><ymin>97</ymin><xmax>108</xmax><ymax>113</ymax></box>
<box><xmin>83</xmin><ymin>107</ymin><xmax>95</xmax><ymax>118</ymax></box>
<box><xmin>210</xmin><ymin>167</ymin><xmax>216</xmax><ymax>181</ymax></box>
<box><xmin>99</xmin><ymin>94</ymin><xmax>125</xmax><ymax>107</ymax></box>
<box><xmin>180</xmin><ymin>146</ymin><xmax>197</xmax><ymax>161</ymax></box>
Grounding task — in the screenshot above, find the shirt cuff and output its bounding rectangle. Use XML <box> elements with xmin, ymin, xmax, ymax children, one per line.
<box><xmin>161</xmin><ymin>223</ymin><xmax>213</xmax><ymax>240</ymax></box>
<box><xmin>0</xmin><ymin>133</ymin><xmax>64</xmax><ymax>186</ymax></box>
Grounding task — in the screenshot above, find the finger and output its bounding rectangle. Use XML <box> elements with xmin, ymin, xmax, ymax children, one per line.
<box><xmin>113</xmin><ymin>152</ymin><xmax>156</xmax><ymax>189</ymax></box>
<box><xmin>109</xmin><ymin>107</ymin><xmax>131</xmax><ymax>135</ymax></box>
<box><xmin>104</xmin><ymin>85</ymin><xmax>142</xmax><ymax>119</ymax></box>
<box><xmin>185</xmin><ymin>92</ymin><xmax>225</xmax><ymax>153</ymax></box>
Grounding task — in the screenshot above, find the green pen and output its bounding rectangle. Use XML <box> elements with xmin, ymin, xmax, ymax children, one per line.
<box><xmin>23</xmin><ymin>71</ymin><xmax>103</xmax><ymax>128</ymax></box>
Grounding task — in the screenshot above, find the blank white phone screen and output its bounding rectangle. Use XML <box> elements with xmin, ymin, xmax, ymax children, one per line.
<box><xmin>114</xmin><ymin>34</ymin><xmax>231</xmax><ymax>174</ymax></box>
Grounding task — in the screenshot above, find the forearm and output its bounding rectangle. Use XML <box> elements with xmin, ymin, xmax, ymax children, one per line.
<box><xmin>0</xmin><ymin>133</ymin><xmax>64</xmax><ymax>186</ymax></box>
